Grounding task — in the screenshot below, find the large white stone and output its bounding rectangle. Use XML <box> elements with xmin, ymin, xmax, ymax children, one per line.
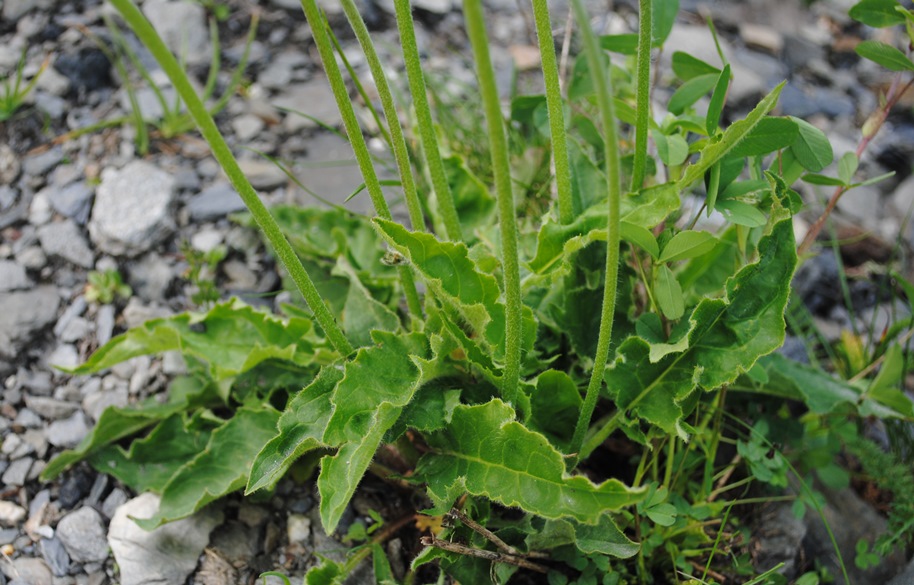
<box><xmin>89</xmin><ymin>161</ymin><xmax>176</xmax><ymax>257</ymax></box>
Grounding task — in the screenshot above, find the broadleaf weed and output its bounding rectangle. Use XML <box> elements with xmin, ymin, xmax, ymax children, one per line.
<box><xmin>42</xmin><ymin>0</ymin><xmax>914</xmax><ymax>583</ymax></box>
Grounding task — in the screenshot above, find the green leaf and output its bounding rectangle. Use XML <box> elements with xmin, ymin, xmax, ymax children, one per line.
<box><xmin>855</xmin><ymin>40</ymin><xmax>914</xmax><ymax>71</ymax></box>
<box><xmin>89</xmin><ymin>414</ymin><xmax>214</xmax><ymax>493</ymax></box>
<box><xmin>606</xmin><ymin>216</ymin><xmax>797</xmax><ymax>435</ymax></box>
<box><xmin>654</xmin><ymin>265</ymin><xmax>685</xmax><ymax>320</ymax></box>
<box><xmin>65</xmin><ymin>299</ymin><xmax>320</xmax><ymax>396</ymax></box>
<box><xmin>727</xmin><ymin>117</ymin><xmax>799</xmax><ymax>158</ymax></box>
<box><xmin>716</xmin><ymin>199</ymin><xmax>768</xmax><ymax>227</ymax></box>
<box><xmin>802</xmin><ymin>173</ymin><xmax>847</xmax><ymax>187</ymax></box>
<box><xmin>41</xmin><ymin>377</ymin><xmax>206</xmax><ymax>481</ymax></box>
<box><xmin>671</xmin><ymin>51</ymin><xmax>721</xmax><ymax>81</ymax></box>
<box><xmin>134</xmin><ymin>405</ymin><xmax>281</xmax><ymax>529</ymax></box>
<box><xmin>740</xmin><ymin>354</ymin><xmax>860</xmax><ymax>414</ymax></box>
<box><xmin>838</xmin><ymin>152</ymin><xmax>860</xmax><ymax>185</ymax></box>
<box><xmin>318</xmin><ymin>331</ymin><xmax>430</xmax><ymax>533</ymax></box>
<box><xmin>528</xmin><ymin>370</ymin><xmax>583</xmax><ymax>452</ymax></box>
<box><xmin>529</xmin><ymin>185</ymin><xmax>678</xmax><ymax>280</ymax></box>
<box><xmin>668</xmin><ymin>73</ymin><xmax>718</xmax><ymax>115</ymax></box>
<box><xmin>442</xmin><ymin>155</ymin><xmax>497</xmax><ymax>238</ymax></box>
<box><xmin>418</xmin><ymin>400</ymin><xmax>645</xmax><ymax>522</ymax></box>
<box><xmin>658</xmin><ymin>230</ymin><xmax>717</xmax><ymax>263</ymax></box>
<box><xmin>651</xmin><ymin>0</ymin><xmax>680</xmax><ymax>46</ymax></box>
<box><xmin>600</xmin><ymin>34</ymin><xmax>638</xmax><ymax>55</ymax></box>
<box><xmin>334</xmin><ymin>258</ymin><xmax>400</xmax><ymax>348</ymax></box>
<box><xmin>246</xmin><ymin>364</ymin><xmax>342</xmax><ymax>494</ymax></box>
<box><xmin>653</xmin><ymin>131</ymin><xmax>689</xmax><ymax>167</ymax></box>
<box><xmin>789</xmin><ymin>116</ymin><xmax>834</xmax><ymax>172</ymax></box>
<box><xmin>573</xmin><ymin>515</ymin><xmax>640</xmax><ymax>558</ymax></box>
<box><xmin>849</xmin><ymin>0</ymin><xmax>905</xmax><ymax>27</ymax></box>
<box><xmin>706</xmin><ymin>64</ymin><xmax>731</xmax><ymax>136</ymax></box>
<box><xmin>621</xmin><ymin>222</ymin><xmax>660</xmax><ymax>259</ymax></box>
<box><xmin>678</xmin><ymin>82</ymin><xmax>786</xmax><ymax>189</ymax></box>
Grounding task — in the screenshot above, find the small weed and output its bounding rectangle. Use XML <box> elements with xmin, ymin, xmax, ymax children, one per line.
<box><xmin>180</xmin><ymin>241</ymin><xmax>226</xmax><ymax>307</ymax></box>
<box><xmin>0</xmin><ymin>47</ymin><xmax>48</xmax><ymax>122</ymax></box>
<box><xmin>84</xmin><ymin>269</ymin><xmax>132</xmax><ymax>304</ymax></box>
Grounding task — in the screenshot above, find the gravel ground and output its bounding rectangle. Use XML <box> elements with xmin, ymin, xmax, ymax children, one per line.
<box><xmin>1</xmin><ymin>0</ymin><xmax>914</xmax><ymax>583</ymax></box>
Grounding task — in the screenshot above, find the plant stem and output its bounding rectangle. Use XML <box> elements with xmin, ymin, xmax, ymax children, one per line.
<box><xmin>108</xmin><ymin>0</ymin><xmax>353</xmax><ymax>356</ymax></box>
<box><xmin>531</xmin><ymin>0</ymin><xmax>574</xmax><ymax>224</ymax></box>
<box><xmin>797</xmin><ymin>74</ymin><xmax>914</xmax><ymax>256</ymax></box>
<box><xmin>393</xmin><ymin>0</ymin><xmax>463</xmax><ymax>242</ymax></box>
<box><xmin>463</xmin><ymin>0</ymin><xmax>523</xmax><ymax>405</ymax></box>
<box><xmin>301</xmin><ymin>0</ymin><xmax>423</xmax><ymax>321</ymax></box>
<box><xmin>568</xmin><ymin>0</ymin><xmax>623</xmax><ymax>462</ymax></box>
<box><xmin>339</xmin><ymin>0</ymin><xmax>426</xmax><ymax>236</ymax></box>
<box><xmin>630</xmin><ymin>0</ymin><xmax>652</xmax><ymax>191</ymax></box>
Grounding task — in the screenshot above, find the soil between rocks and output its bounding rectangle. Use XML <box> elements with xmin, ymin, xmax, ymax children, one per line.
<box><xmin>1</xmin><ymin>0</ymin><xmax>913</xmax><ymax>584</ymax></box>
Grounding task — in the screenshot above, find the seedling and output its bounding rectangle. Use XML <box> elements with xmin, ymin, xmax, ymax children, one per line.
<box><xmin>0</xmin><ymin>47</ymin><xmax>48</xmax><ymax>122</ymax></box>
<box><xmin>84</xmin><ymin>269</ymin><xmax>132</xmax><ymax>304</ymax></box>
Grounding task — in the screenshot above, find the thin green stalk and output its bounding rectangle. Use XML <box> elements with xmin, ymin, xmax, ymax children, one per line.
<box><xmin>568</xmin><ymin>0</ymin><xmax>623</xmax><ymax>462</ymax></box>
<box><xmin>463</xmin><ymin>0</ymin><xmax>522</xmax><ymax>405</ymax></box>
<box><xmin>301</xmin><ymin>0</ymin><xmax>423</xmax><ymax>320</ymax></box>
<box><xmin>393</xmin><ymin>0</ymin><xmax>463</xmax><ymax>241</ymax></box>
<box><xmin>630</xmin><ymin>0</ymin><xmax>652</xmax><ymax>191</ymax></box>
<box><xmin>339</xmin><ymin>0</ymin><xmax>426</xmax><ymax>235</ymax></box>
<box><xmin>108</xmin><ymin>0</ymin><xmax>353</xmax><ymax>356</ymax></box>
<box><xmin>531</xmin><ymin>0</ymin><xmax>573</xmax><ymax>224</ymax></box>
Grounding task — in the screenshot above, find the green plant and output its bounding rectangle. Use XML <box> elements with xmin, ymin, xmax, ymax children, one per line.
<box><xmin>84</xmin><ymin>269</ymin><xmax>133</xmax><ymax>304</ymax></box>
<box><xmin>0</xmin><ymin>47</ymin><xmax>47</xmax><ymax>122</ymax></box>
<box><xmin>180</xmin><ymin>241</ymin><xmax>227</xmax><ymax>307</ymax></box>
<box><xmin>41</xmin><ymin>0</ymin><xmax>914</xmax><ymax>583</ymax></box>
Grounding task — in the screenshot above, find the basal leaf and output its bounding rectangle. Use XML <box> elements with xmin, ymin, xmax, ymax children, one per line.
<box><xmin>134</xmin><ymin>405</ymin><xmax>281</xmax><ymax>529</ymax></box>
<box><xmin>66</xmin><ymin>300</ymin><xmax>320</xmax><ymax>396</ymax></box>
<box><xmin>42</xmin><ymin>399</ymin><xmax>190</xmax><ymax>480</ymax></box>
<box><xmin>849</xmin><ymin>0</ymin><xmax>905</xmax><ymax>27</ymax></box>
<box><xmin>727</xmin><ymin>117</ymin><xmax>799</xmax><ymax>158</ymax></box>
<box><xmin>855</xmin><ymin>40</ymin><xmax>914</xmax><ymax>71</ymax></box>
<box><xmin>442</xmin><ymin>155</ymin><xmax>497</xmax><ymax>238</ymax></box>
<box><xmin>318</xmin><ymin>331</ymin><xmax>430</xmax><ymax>533</ymax></box>
<box><xmin>246</xmin><ymin>364</ymin><xmax>342</xmax><ymax>494</ymax></box>
<box><xmin>333</xmin><ymin>258</ymin><xmax>400</xmax><ymax>348</ymax></box>
<box><xmin>678</xmin><ymin>82</ymin><xmax>786</xmax><ymax>190</ymax></box>
<box><xmin>528</xmin><ymin>370</ymin><xmax>582</xmax><ymax>452</ymax></box>
<box><xmin>374</xmin><ymin>219</ymin><xmax>506</xmax><ymax>353</ymax></box>
<box><xmin>418</xmin><ymin>400</ymin><xmax>646</xmax><ymax>523</ymax></box>
<box><xmin>89</xmin><ymin>414</ymin><xmax>214</xmax><ymax>493</ymax></box>
<box><xmin>671</xmin><ymin>51</ymin><xmax>721</xmax><ymax>81</ymax></box>
<box><xmin>658</xmin><ymin>230</ymin><xmax>718</xmax><ymax>263</ymax></box>
<box><xmin>605</xmin><ymin>216</ymin><xmax>797</xmax><ymax>436</ymax></box>
<box><xmin>529</xmin><ymin>186</ymin><xmax>678</xmax><ymax>282</ymax></box>
<box><xmin>789</xmin><ymin>116</ymin><xmax>834</xmax><ymax>172</ymax></box>
<box><xmin>743</xmin><ymin>354</ymin><xmax>859</xmax><ymax>414</ymax></box>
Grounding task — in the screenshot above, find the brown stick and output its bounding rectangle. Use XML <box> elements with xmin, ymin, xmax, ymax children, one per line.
<box><xmin>419</xmin><ymin>536</ymin><xmax>550</xmax><ymax>574</ymax></box>
<box><xmin>797</xmin><ymin>75</ymin><xmax>914</xmax><ymax>256</ymax></box>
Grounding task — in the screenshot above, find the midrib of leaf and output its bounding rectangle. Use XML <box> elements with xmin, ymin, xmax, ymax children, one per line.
<box><xmin>581</xmin><ymin>216</ymin><xmax>794</xmax><ymax>459</ymax></box>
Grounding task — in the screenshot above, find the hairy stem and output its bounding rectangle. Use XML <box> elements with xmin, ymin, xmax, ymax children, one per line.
<box><xmin>108</xmin><ymin>0</ymin><xmax>353</xmax><ymax>356</ymax></box>
<box><xmin>569</xmin><ymin>0</ymin><xmax>623</xmax><ymax>462</ymax></box>
<box><xmin>394</xmin><ymin>0</ymin><xmax>463</xmax><ymax>241</ymax></box>
<box><xmin>531</xmin><ymin>0</ymin><xmax>574</xmax><ymax>223</ymax></box>
<box><xmin>301</xmin><ymin>0</ymin><xmax>423</xmax><ymax>320</ymax></box>
<box><xmin>630</xmin><ymin>0</ymin><xmax>653</xmax><ymax>191</ymax></box>
<box><xmin>463</xmin><ymin>0</ymin><xmax>523</xmax><ymax>405</ymax></box>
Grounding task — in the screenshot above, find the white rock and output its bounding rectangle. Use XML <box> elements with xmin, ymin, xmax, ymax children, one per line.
<box><xmin>287</xmin><ymin>514</ymin><xmax>311</xmax><ymax>543</ymax></box>
<box><xmin>0</xmin><ymin>260</ymin><xmax>31</xmax><ymax>292</ymax></box>
<box><xmin>142</xmin><ymin>0</ymin><xmax>210</xmax><ymax>66</ymax></box>
<box><xmin>36</xmin><ymin>219</ymin><xmax>95</xmax><ymax>268</ymax></box>
<box><xmin>0</xmin><ymin>500</ymin><xmax>27</xmax><ymax>526</ymax></box>
<box><xmin>56</xmin><ymin>507</ymin><xmax>109</xmax><ymax>563</ymax></box>
<box><xmin>89</xmin><ymin>161</ymin><xmax>176</xmax><ymax>257</ymax></box>
<box><xmin>108</xmin><ymin>493</ymin><xmax>223</xmax><ymax>585</ymax></box>
<box><xmin>190</xmin><ymin>228</ymin><xmax>224</xmax><ymax>253</ymax></box>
